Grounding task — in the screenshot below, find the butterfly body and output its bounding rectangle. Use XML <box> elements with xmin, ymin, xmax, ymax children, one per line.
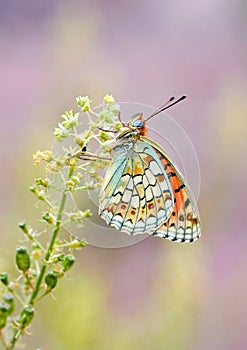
<box><xmin>99</xmin><ymin>109</ymin><xmax>201</xmax><ymax>243</ymax></box>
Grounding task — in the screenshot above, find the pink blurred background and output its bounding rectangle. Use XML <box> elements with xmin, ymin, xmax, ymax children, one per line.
<box><xmin>1</xmin><ymin>1</ymin><xmax>247</xmax><ymax>349</ymax></box>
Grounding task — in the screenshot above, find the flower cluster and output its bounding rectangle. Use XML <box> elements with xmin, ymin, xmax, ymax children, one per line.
<box><xmin>0</xmin><ymin>95</ymin><xmax>121</xmax><ymax>349</ymax></box>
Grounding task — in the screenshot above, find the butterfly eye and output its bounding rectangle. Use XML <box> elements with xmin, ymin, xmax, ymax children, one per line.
<box><xmin>132</xmin><ymin>119</ymin><xmax>144</xmax><ymax>128</ymax></box>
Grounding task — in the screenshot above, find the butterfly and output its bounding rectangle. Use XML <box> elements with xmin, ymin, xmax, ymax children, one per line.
<box><xmin>82</xmin><ymin>96</ymin><xmax>201</xmax><ymax>242</ymax></box>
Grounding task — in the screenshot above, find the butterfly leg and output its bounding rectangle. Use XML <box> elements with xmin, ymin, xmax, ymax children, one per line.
<box><xmin>98</xmin><ymin>127</ymin><xmax>118</xmax><ymax>133</ymax></box>
<box><xmin>77</xmin><ymin>152</ymin><xmax>111</xmax><ymax>161</ymax></box>
<box><xmin>117</xmin><ymin>111</ymin><xmax>126</xmax><ymax>126</ymax></box>
<box><xmin>70</xmin><ymin>144</ymin><xmax>111</xmax><ymax>161</ymax></box>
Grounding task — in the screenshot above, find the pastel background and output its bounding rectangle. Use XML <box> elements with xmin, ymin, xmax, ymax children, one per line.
<box><xmin>0</xmin><ymin>1</ymin><xmax>247</xmax><ymax>349</ymax></box>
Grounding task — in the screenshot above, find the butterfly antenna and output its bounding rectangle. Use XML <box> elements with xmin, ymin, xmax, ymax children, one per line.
<box><xmin>145</xmin><ymin>95</ymin><xmax>187</xmax><ymax>122</ymax></box>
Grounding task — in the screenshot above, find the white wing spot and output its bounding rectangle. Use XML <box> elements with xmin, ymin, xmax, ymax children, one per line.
<box><xmin>153</xmin><ymin>185</ymin><xmax>162</xmax><ymax>197</ymax></box>
<box><xmin>145</xmin><ymin>186</ymin><xmax>153</xmax><ymax>202</ymax></box>
<box><xmin>143</xmin><ymin>175</ymin><xmax>149</xmax><ymax>188</ymax></box>
<box><xmin>122</xmin><ymin>189</ymin><xmax>132</xmax><ymax>203</ymax></box>
<box><xmin>126</xmin><ymin>179</ymin><xmax>134</xmax><ymax>191</ymax></box>
<box><xmin>130</xmin><ymin>195</ymin><xmax>139</xmax><ymax>209</ymax></box>
<box><xmin>133</xmin><ymin>175</ymin><xmax>142</xmax><ymax>185</ymax></box>
<box><xmin>149</xmin><ymin>160</ymin><xmax>162</xmax><ymax>175</ymax></box>
<box><xmin>145</xmin><ymin>169</ymin><xmax>156</xmax><ymax>186</ymax></box>
<box><xmin>146</xmin><ymin>216</ymin><xmax>157</xmax><ymax>227</ymax></box>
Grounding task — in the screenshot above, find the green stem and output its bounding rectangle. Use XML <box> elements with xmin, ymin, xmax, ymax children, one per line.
<box><xmin>9</xmin><ymin>165</ymin><xmax>75</xmax><ymax>349</ymax></box>
<box><xmin>9</xmin><ymin>330</ymin><xmax>22</xmax><ymax>350</ymax></box>
<box><xmin>28</xmin><ymin>191</ymin><xmax>67</xmax><ymax>305</ymax></box>
<box><xmin>30</xmin><ymin>165</ymin><xmax>74</xmax><ymax>305</ymax></box>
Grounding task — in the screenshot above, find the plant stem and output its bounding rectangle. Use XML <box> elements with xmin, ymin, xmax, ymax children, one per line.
<box><xmin>8</xmin><ymin>165</ymin><xmax>75</xmax><ymax>349</ymax></box>
<box><xmin>28</xmin><ymin>191</ymin><xmax>67</xmax><ymax>305</ymax></box>
<box><xmin>30</xmin><ymin>165</ymin><xmax>74</xmax><ymax>304</ymax></box>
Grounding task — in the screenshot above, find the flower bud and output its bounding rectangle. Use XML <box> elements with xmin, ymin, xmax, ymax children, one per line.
<box><xmin>45</xmin><ymin>271</ymin><xmax>59</xmax><ymax>290</ymax></box>
<box><xmin>0</xmin><ymin>272</ymin><xmax>9</xmax><ymax>286</ymax></box>
<box><xmin>29</xmin><ymin>186</ymin><xmax>45</xmax><ymax>200</ymax></box>
<box><xmin>51</xmin><ymin>253</ymin><xmax>65</xmax><ymax>263</ymax></box>
<box><xmin>114</xmin><ymin>121</ymin><xmax>122</xmax><ymax>130</ymax></box>
<box><xmin>54</xmin><ymin>124</ymin><xmax>69</xmax><ymax>142</ymax></box>
<box><xmin>69</xmin><ymin>157</ymin><xmax>76</xmax><ymax>166</ymax></box>
<box><xmin>0</xmin><ymin>302</ymin><xmax>9</xmax><ymax>328</ymax></box>
<box><xmin>71</xmin><ymin>174</ymin><xmax>81</xmax><ymax>185</ymax></box>
<box><xmin>66</xmin><ymin>180</ymin><xmax>74</xmax><ymax>190</ymax></box>
<box><xmin>19</xmin><ymin>305</ymin><xmax>34</xmax><ymax>328</ymax></box>
<box><xmin>62</xmin><ymin>255</ymin><xmax>75</xmax><ymax>272</ymax></box>
<box><xmin>3</xmin><ymin>293</ymin><xmax>14</xmax><ymax>315</ymax></box>
<box><xmin>83</xmin><ymin>209</ymin><xmax>92</xmax><ymax>218</ymax></box>
<box><xmin>18</xmin><ymin>221</ymin><xmax>28</xmax><ymax>234</ymax></box>
<box><xmin>38</xmin><ymin>190</ymin><xmax>45</xmax><ymax>200</ymax></box>
<box><xmin>32</xmin><ymin>244</ymin><xmax>42</xmax><ymax>259</ymax></box>
<box><xmin>32</xmin><ymin>249</ymin><xmax>42</xmax><ymax>259</ymax></box>
<box><xmin>76</xmin><ymin>96</ymin><xmax>91</xmax><ymax>111</ymax></box>
<box><xmin>33</xmin><ymin>150</ymin><xmax>53</xmax><ymax>165</ymax></box>
<box><xmin>61</xmin><ymin>110</ymin><xmax>79</xmax><ymax>129</ymax></box>
<box><xmin>104</xmin><ymin>94</ymin><xmax>115</xmax><ymax>105</ymax></box>
<box><xmin>99</xmin><ymin>130</ymin><xmax>114</xmax><ymax>142</ymax></box>
<box><xmin>70</xmin><ymin>239</ymin><xmax>87</xmax><ymax>248</ymax></box>
<box><xmin>16</xmin><ymin>246</ymin><xmax>31</xmax><ymax>272</ymax></box>
<box><xmin>42</xmin><ymin>212</ymin><xmax>55</xmax><ymax>224</ymax></box>
<box><xmin>35</xmin><ymin>178</ymin><xmax>50</xmax><ymax>187</ymax></box>
<box><xmin>74</xmin><ymin>135</ymin><xmax>85</xmax><ymax>148</ymax></box>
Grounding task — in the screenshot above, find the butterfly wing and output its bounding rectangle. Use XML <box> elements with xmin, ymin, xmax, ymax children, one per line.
<box><xmin>99</xmin><ymin>139</ymin><xmax>174</xmax><ymax>235</ymax></box>
<box><xmin>141</xmin><ymin>137</ymin><xmax>202</xmax><ymax>242</ymax></box>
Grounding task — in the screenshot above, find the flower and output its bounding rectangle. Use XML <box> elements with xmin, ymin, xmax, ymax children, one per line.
<box><xmin>104</xmin><ymin>94</ymin><xmax>115</xmax><ymax>105</ymax></box>
<box><xmin>61</xmin><ymin>110</ymin><xmax>79</xmax><ymax>129</ymax></box>
<box><xmin>76</xmin><ymin>96</ymin><xmax>92</xmax><ymax>112</ymax></box>
<box><xmin>54</xmin><ymin>123</ymin><xmax>69</xmax><ymax>142</ymax></box>
<box><xmin>33</xmin><ymin>150</ymin><xmax>53</xmax><ymax>165</ymax></box>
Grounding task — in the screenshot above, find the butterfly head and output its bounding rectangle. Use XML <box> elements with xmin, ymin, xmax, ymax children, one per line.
<box><xmin>128</xmin><ymin>113</ymin><xmax>147</xmax><ymax>136</ymax></box>
<box><xmin>117</xmin><ymin>96</ymin><xmax>187</xmax><ymax>141</ymax></box>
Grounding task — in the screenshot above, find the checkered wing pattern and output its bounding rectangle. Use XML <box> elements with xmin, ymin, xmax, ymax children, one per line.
<box><xmin>99</xmin><ymin>139</ymin><xmax>174</xmax><ymax>235</ymax></box>
<box><xmin>144</xmin><ymin>138</ymin><xmax>201</xmax><ymax>242</ymax></box>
